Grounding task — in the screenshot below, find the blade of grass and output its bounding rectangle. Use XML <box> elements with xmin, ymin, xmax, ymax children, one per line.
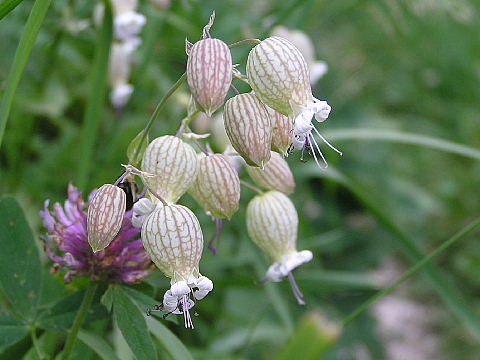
<box><xmin>0</xmin><ymin>0</ymin><xmax>52</xmax><ymax>148</ymax></box>
<box><xmin>78</xmin><ymin>330</ymin><xmax>121</xmax><ymax>360</ymax></box>
<box><xmin>0</xmin><ymin>0</ymin><xmax>24</xmax><ymax>20</ymax></box>
<box><xmin>76</xmin><ymin>0</ymin><xmax>113</xmax><ymax>190</ymax></box>
<box><xmin>343</xmin><ymin>216</ymin><xmax>480</xmax><ymax>326</ymax></box>
<box><xmin>302</xmin><ymin>166</ymin><xmax>480</xmax><ymax>340</ymax></box>
<box><xmin>325</xmin><ymin>128</ymin><xmax>480</xmax><ymax>161</ymax></box>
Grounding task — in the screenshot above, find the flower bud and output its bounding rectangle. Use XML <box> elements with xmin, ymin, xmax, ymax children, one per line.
<box><xmin>142</xmin><ymin>135</ymin><xmax>198</xmax><ymax>203</ymax></box>
<box><xmin>187</xmin><ymin>38</ymin><xmax>232</xmax><ymax>116</ymax></box>
<box><xmin>246</xmin><ymin>152</ymin><xmax>295</xmax><ymax>195</ymax></box>
<box><xmin>224</xmin><ymin>93</ymin><xmax>272</xmax><ymax>167</ymax></box>
<box><xmin>87</xmin><ymin>184</ymin><xmax>126</xmax><ymax>252</ymax></box>
<box><xmin>266</xmin><ymin>106</ymin><xmax>293</xmax><ymax>156</ymax></box>
<box><xmin>246</xmin><ymin>36</ymin><xmax>313</xmax><ymax>117</ymax></box>
<box><xmin>189</xmin><ymin>154</ymin><xmax>240</xmax><ymax>219</ymax></box>
<box><xmin>246</xmin><ymin>191</ymin><xmax>312</xmax><ymax>286</ymax></box>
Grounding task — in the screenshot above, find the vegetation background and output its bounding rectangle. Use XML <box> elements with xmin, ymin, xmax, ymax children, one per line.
<box><xmin>1</xmin><ymin>0</ymin><xmax>480</xmax><ymax>359</ymax></box>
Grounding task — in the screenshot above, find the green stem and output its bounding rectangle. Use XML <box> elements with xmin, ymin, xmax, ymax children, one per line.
<box><xmin>0</xmin><ymin>0</ymin><xmax>52</xmax><ymax>149</ymax></box>
<box><xmin>342</xmin><ymin>216</ymin><xmax>480</xmax><ymax>326</ymax></box>
<box><xmin>228</xmin><ymin>38</ymin><xmax>261</xmax><ymax>48</ymax></box>
<box><xmin>240</xmin><ymin>180</ymin><xmax>263</xmax><ymax>195</ymax></box>
<box><xmin>132</xmin><ymin>72</ymin><xmax>187</xmax><ymax>162</ymax></box>
<box><xmin>61</xmin><ymin>282</ymin><xmax>98</xmax><ymax>360</ymax></box>
<box><xmin>175</xmin><ymin>109</ymin><xmax>201</xmax><ymax>137</ymax></box>
<box><xmin>29</xmin><ymin>326</ymin><xmax>45</xmax><ymax>360</ymax></box>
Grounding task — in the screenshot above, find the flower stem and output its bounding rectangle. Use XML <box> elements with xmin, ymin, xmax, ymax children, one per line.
<box><xmin>29</xmin><ymin>326</ymin><xmax>45</xmax><ymax>360</ymax></box>
<box><xmin>133</xmin><ymin>72</ymin><xmax>187</xmax><ymax>162</ymax></box>
<box><xmin>240</xmin><ymin>180</ymin><xmax>263</xmax><ymax>195</ymax></box>
<box><xmin>342</xmin><ymin>216</ymin><xmax>480</xmax><ymax>326</ymax></box>
<box><xmin>60</xmin><ymin>282</ymin><xmax>98</xmax><ymax>360</ymax></box>
<box><xmin>228</xmin><ymin>38</ymin><xmax>261</xmax><ymax>48</ymax></box>
<box><xmin>175</xmin><ymin>108</ymin><xmax>201</xmax><ymax>137</ymax></box>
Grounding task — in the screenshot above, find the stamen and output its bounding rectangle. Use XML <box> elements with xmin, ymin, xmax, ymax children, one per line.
<box><xmin>312</xmin><ymin>125</ymin><xmax>343</xmax><ymax>156</ymax></box>
<box><xmin>287</xmin><ymin>272</ymin><xmax>306</xmax><ymax>305</ymax></box>
<box><xmin>308</xmin><ymin>133</ymin><xmax>328</xmax><ymax>170</ymax></box>
<box><xmin>307</xmin><ymin>133</ymin><xmax>326</xmax><ymax>170</ymax></box>
<box><xmin>208</xmin><ymin>218</ymin><xmax>224</xmax><ymax>255</ymax></box>
<box><xmin>181</xmin><ymin>295</ymin><xmax>194</xmax><ymax>329</ymax></box>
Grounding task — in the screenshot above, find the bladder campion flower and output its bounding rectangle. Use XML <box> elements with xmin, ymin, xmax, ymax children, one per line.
<box><xmin>246</xmin><ymin>36</ymin><xmax>341</xmax><ymax>168</ymax></box>
<box><xmin>246</xmin><ymin>190</ymin><xmax>312</xmax><ymax>305</ymax></box>
<box><xmin>141</xmin><ymin>203</ymin><xmax>213</xmax><ymax>328</ymax></box>
<box><xmin>40</xmin><ymin>184</ymin><xmax>152</xmax><ymax>284</ymax></box>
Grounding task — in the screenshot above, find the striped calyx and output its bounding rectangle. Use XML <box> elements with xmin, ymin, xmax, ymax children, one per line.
<box><xmin>141</xmin><ymin>204</ymin><xmax>203</xmax><ymax>280</ymax></box>
<box><xmin>87</xmin><ymin>184</ymin><xmax>126</xmax><ymax>252</ymax></box>
<box><xmin>246</xmin><ymin>151</ymin><xmax>295</xmax><ymax>195</ymax></box>
<box><xmin>189</xmin><ymin>154</ymin><xmax>240</xmax><ymax>219</ymax></box>
<box><xmin>187</xmin><ymin>38</ymin><xmax>232</xmax><ymax>116</ymax></box>
<box><xmin>246</xmin><ymin>36</ymin><xmax>313</xmax><ymax>117</ymax></box>
<box><xmin>141</xmin><ymin>203</ymin><xmax>213</xmax><ymax>325</ymax></box>
<box><xmin>266</xmin><ymin>106</ymin><xmax>293</xmax><ymax>156</ymax></box>
<box><xmin>142</xmin><ymin>135</ymin><xmax>198</xmax><ymax>203</ymax></box>
<box><xmin>246</xmin><ymin>191</ymin><xmax>312</xmax><ymax>282</ymax></box>
<box><xmin>224</xmin><ymin>92</ymin><xmax>272</xmax><ymax>167</ymax></box>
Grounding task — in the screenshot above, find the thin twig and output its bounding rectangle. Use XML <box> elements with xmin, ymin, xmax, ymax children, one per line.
<box><xmin>240</xmin><ymin>180</ymin><xmax>263</xmax><ymax>195</ymax></box>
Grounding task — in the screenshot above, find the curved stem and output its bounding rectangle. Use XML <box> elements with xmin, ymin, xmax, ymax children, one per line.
<box><xmin>342</xmin><ymin>216</ymin><xmax>480</xmax><ymax>326</ymax></box>
<box><xmin>133</xmin><ymin>72</ymin><xmax>187</xmax><ymax>161</ymax></box>
<box><xmin>61</xmin><ymin>282</ymin><xmax>98</xmax><ymax>360</ymax></box>
<box><xmin>228</xmin><ymin>38</ymin><xmax>261</xmax><ymax>48</ymax></box>
<box><xmin>175</xmin><ymin>108</ymin><xmax>201</xmax><ymax>137</ymax></box>
<box><xmin>240</xmin><ymin>180</ymin><xmax>263</xmax><ymax>195</ymax></box>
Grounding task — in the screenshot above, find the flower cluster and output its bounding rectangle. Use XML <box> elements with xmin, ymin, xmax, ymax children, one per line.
<box><xmin>41</xmin><ymin>12</ymin><xmax>341</xmax><ymax>329</ymax></box>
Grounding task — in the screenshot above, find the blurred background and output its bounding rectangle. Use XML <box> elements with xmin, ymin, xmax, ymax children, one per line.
<box><xmin>1</xmin><ymin>0</ymin><xmax>480</xmax><ymax>359</ymax></box>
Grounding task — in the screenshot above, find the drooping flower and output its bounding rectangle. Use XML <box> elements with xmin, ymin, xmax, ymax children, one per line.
<box><xmin>140</xmin><ymin>200</ymin><xmax>213</xmax><ymax>328</ymax></box>
<box><xmin>40</xmin><ymin>184</ymin><xmax>152</xmax><ymax>284</ymax></box>
<box><xmin>246</xmin><ymin>36</ymin><xmax>341</xmax><ymax>168</ymax></box>
<box><xmin>246</xmin><ymin>190</ymin><xmax>312</xmax><ymax>304</ymax></box>
<box><xmin>224</xmin><ymin>92</ymin><xmax>272</xmax><ymax>167</ymax></box>
<box><xmin>111</xmin><ymin>0</ymin><xmax>146</xmax><ymax>40</ymax></box>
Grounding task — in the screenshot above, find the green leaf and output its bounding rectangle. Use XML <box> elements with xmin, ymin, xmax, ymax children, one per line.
<box><xmin>0</xmin><ymin>313</ymin><xmax>28</xmax><ymax>353</ymax></box>
<box><xmin>0</xmin><ymin>0</ymin><xmax>52</xmax><ymax>147</ymax></box>
<box><xmin>78</xmin><ymin>330</ymin><xmax>121</xmax><ymax>360</ymax></box>
<box><xmin>76</xmin><ymin>0</ymin><xmax>113</xmax><ymax>189</ymax></box>
<box><xmin>0</xmin><ymin>0</ymin><xmax>24</xmax><ymax>20</ymax></box>
<box><xmin>127</xmin><ymin>129</ymin><xmax>149</xmax><ymax>167</ymax></box>
<box><xmin>0</xmin><ymin>197</ymin><xmax>42</xmax><ymax>320</ymax></box>
<box><xmin>146</xmin><ymin>317</ymin><xmax>194</xmax><ymax>360</ymax></box>
<box><xmin>113</xmin><ymin>287</ymin><xmax>157</xmax><ymax>360</ymax></box>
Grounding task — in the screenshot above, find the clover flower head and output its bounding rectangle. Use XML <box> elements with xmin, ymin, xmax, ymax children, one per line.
<box><xmin>40</xmin><ymin>184</ymin><xmax>152</xmax><ymax>284</ymax></box>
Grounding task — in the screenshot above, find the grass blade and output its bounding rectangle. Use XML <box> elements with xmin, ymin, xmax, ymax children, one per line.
<box><xmin>343</xmin><ymin>216</ymin><xmax>480</xmax><ymax>326</ymax></box>
<box><xmin>326</xmin><ymin>128</ymin><xmax>480</xmax><ymax>161</ymax></box>
<box><xmin>78</xmin><ymin>330</ymin><xmax>121</xmax><ymax>360</ymax></box>
<box><xmin>146</xmin><ymin>317</ymin><xmax>194</xmax><ymax>360</ymax></box>
<box><xmin>303</xmin><ymin>166</ymin><xmax>480</xmax><ymax>340</ymax></box>
<box><xmin>76</xmin><ymin>0</ymin><xmax>113</xmax><ymax>189</ymax></box>
<box><xmin>0</xmin><ymin>0</ymin><xmax>52</xmax><ymax>148</ymax></box>
<box><xmin>0</xmin><ymin>0</ymin><xmax>24</xmax><ymax>20</ymax></box>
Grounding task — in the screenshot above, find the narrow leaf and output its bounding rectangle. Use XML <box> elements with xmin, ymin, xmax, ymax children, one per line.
<box><xmin>0</xmin><ymin>0</ymin><xmax>24</xmax><ymax>20</ymax></box>
<box><xmin>146</xmin><ymin>317</ymin><xmax>194</xmax><ymax>360</ymax></box>
<box><xmin>76</xmin><ymin>0</ymin><xmax>113</xmax><ymax>189</ymax></box>
<box><xmin>113</xmin><ymin>287</ymin><xmax>157</xmax><ymax>360</ymax></box>
<box><xmin>78</xmin><ymin>330</ymin><xmax>121</xmax><ymax>360</ymax></box>
<box><xmin>0</xmin><ymin>197</ymin><xmax>42</xmax><ymax>320</ymax></box>
<box><xmin>0</xmin><ymin>0</ymin><xmax>52</xmax><ymax>147</ymax></box>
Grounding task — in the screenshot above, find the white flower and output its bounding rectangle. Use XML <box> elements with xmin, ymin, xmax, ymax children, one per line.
<box><xmin>114</xmin><ymin>11</ymin><xmax>146</xmax><ymax>40</ymax></box>
<box><xmin>110</xmin><ymin>84</ymin><xmax>134</xmax><ymax>108</ymax></box>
